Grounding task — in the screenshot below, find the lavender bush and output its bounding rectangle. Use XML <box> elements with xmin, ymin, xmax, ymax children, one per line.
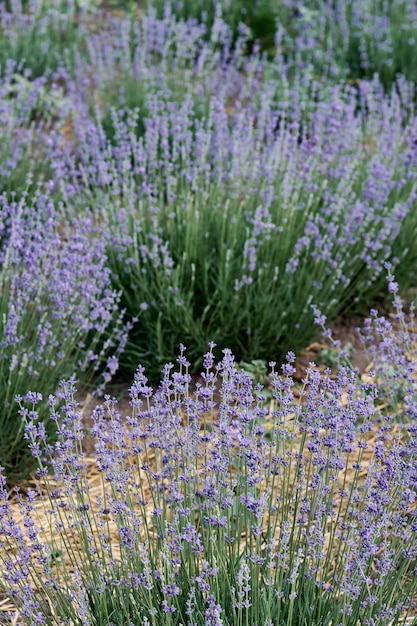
<box><xmin>0</xmin><ymin>321</ymin><xmax>416</xmax><ymax>624</ymax></box>
<box><xmin>357</xmin><ymin>270</ymin><xmax>417</xmax><ymax>425</ymax></box>
<box><xmin>0</xmin><ymin>0</ymin><xmax>91</xmax><ymax>79</ymax></box>
<box><xmin>0</xmin><ymin>65</ymin><xmax>73</xmax><ymax>199</ymax></box>
<box><xmin>65</xmin><ymin>8</ymin><xmax>256</xmax><ymax>147</ymax></box>
<box><xmin>0</xmin><ymin>192</ymin><xmax>127</xmax><ymax>480</ymax></box>
<box><xmin>53</xmin><ymin>65</ymin><xmax>417</xmax><ymax>377</ymax></box>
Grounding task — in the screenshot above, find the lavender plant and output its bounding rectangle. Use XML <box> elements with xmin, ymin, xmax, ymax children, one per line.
<box><xmin>0</xmin><ymin>65</ymin><xmax>73</xmax><ymax>199</ymax></box>
<box><xmin>357</xmin><ymin>270</ymin><xmax>417</xmax><ymax>424</ymax></box>
<box><xmin>0</xmin><ymin>339</ymin><xmax>416</xmax><ymax>624</ymax></box>
<box><xmin>69</xmin><ymin>8</ymin><xmax>254</xmax><ymax>146</ymax></box>
<box><xmin>0</xmin><ymin>192</ymin><xmax>127</xmax><ymax>481</ymax></box>
<box><xmin>0</xmin><ymin>0</ymin><xmax>91</xmax><ymax>79</ymax></box>
<box><xmin>54</xmin><ymin>68</ymin><xmax>417</xmax><ymax>378</ymax></box>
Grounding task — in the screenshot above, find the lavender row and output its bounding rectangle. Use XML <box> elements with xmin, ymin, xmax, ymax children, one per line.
<box><xmin>2</xmin><ymin>0</ymin><xmax>417</xmax><ymax>89</ymax></box>
<box><xmin>1</xmin><ymin>295</ymin><xmax>416</xmax><ymax>624</ymax></box>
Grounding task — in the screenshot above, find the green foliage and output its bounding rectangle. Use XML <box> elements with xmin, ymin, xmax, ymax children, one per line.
<box><xmin>238</xmin><ymin>359</ymin><xmax>269</xmax><ymax>388</ymax></box>
<box><xmin>0</xmin><ymin>283</ymin><xmax>110</xmax><ymax>482</ymax></box>
<box><xmin>106</xmin><ymin>187</ymin><xmax>325</xmax><ymax>379</ymax></box>
<box><xmin>343</xmin><ymin>0</ymin><xmax>417</xmax><ymax>89</ymax></box>
<box><xmin>316</xmin><ymin>343</ymin><xmax>354</xmax><ymax>370</ymax></box>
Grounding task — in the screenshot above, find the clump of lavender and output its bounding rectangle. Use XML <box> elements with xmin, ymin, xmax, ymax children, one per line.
<box><xmin>54</xmin><ymin>65</ymin><xmax>417</xmax><ymax>377</ymax></box>
<box><xmin>0</xmin><ymin>65</ymin><xmax>73</xmax><ymax>199</ymax></box>
<box><xmin>0</xmin><ymin>0</ymin><xmax>92</xmax><ymax>79</ymax></box>
<box><xmin>1</xmin><ymin>340</ymin><xmax>416</xmax><ymax>625</ymax></box>
<box><xmin>62</xmin><ymin>7</ymin><xmax>254</xmax><ymax>147</ymax></box>
<box><xmin>0</xmin><ymin>191</ymin><xmax>127</xmax><ymax>480</ymax></box>
<box><xmin>358</xmin><ymin>268</ymin><xmax>417</xmax><ymax>427</ymax></box>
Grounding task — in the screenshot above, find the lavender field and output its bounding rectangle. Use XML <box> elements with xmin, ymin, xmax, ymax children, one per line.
<box><xmin>1</xmin><ymin>1</ymin><xmax>417</xmax><ymax>624</ymax></box>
